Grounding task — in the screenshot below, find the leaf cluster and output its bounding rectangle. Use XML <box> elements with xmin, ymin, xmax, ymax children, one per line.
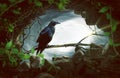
<box><xmin>0</xmin><ymin>40</ymin><xmax>30</xmax><ymax>67</ymax></box>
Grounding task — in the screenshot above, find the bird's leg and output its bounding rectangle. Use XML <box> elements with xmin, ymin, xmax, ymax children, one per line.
<box><xmin>40</xmin><ymin>48</ymin><xmax>45</xmax><ymax>54</ymax></box>
<box><xmin>36</xmin><ymin>49</ymin><xmax>40</xmax><ymax>55</ymax></box>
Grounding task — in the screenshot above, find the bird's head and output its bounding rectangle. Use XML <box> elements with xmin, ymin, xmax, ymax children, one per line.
<box><xmin>48</xmin><ymin>21</ymin><xmax>60</xmax><ymax>26</ymax></box>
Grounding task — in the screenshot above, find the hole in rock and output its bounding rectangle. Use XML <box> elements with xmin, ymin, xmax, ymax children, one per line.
<box><xmin>20</xmin><ymin>9</ymin><xmax>109</xmax><ymax>61</ymax></box>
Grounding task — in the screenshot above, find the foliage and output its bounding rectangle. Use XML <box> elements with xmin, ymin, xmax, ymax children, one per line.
<box><xmin>34</xmin><ymin>0</ymin><xmax>42</xmax><ymax>7</ymax></box>
<box><xmin>57</xmin><ymin>0</ymin><xmax>70</xmax><ymax>10</ymax></box>
<box><xmin>99</xmin><ymin>6</ymin><xmax>109</xmax><ymax>13</ymax></box>
<box><xmin>38</xmin><ymin>53</ymin><xmax>45</xmax><ymax>65</ymax></box>
<box><xmin>0</xmin><ymin>0</ymin><xmax>69</xmax><ymax>32</ymax></box>
<box><xmin>8</xmin><ymin>24</ymin><xmax>14</xmax><ymax>32</ymax></box>
<box><xmin>48</xmin><ymin>0</ymin><xmax>54</xmax><ymax>4</ymax></box>
<box><xmin>98</xmin><ymin>4</ymin><xmax>120</xmax><ymax>47</ymax></box>
<box><xmin>48</xmin><ymin>0</ymin><xmax>70</xmax><ymax>10</ymax></box>
<box><xmin>0</xmin><ymin>40</ymin><xmax>23</xmax><ymax>67</ymax></box>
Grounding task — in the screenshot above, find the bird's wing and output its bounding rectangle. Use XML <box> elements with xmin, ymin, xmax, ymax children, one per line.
<box><xmin>40</xmin><ymin>26</ymin><xmax>50</xmax><ymax>35</ymax></box>
<box><xmin>37</xmin><ymin>27</ymin><xmax>53</xmax><ymax>42</ymax></box>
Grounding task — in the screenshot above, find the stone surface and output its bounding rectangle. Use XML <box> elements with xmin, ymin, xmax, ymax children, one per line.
<box><xmin>17</xmin><ymin>60</ymin><xmax>30</xmax><ymax>72</ymax></box>
<box><xmin>35</xmin><ymin>72</ymin><xmax>54</xmax><ymax>78</ymax></box>
<box><xmin>30</xmin><ymin>56</ymin><xmax>41</xmax><ymax>69</ymax></box>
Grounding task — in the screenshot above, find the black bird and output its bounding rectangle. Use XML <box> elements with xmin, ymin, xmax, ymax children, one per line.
<box><xmin>36</xmin><ymin>21</ymin><xmax>60</xmax><ymax>55</ymax></box>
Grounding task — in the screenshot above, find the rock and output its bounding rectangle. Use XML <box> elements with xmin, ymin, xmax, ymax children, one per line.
<box><xmin>53</xmin><ymin>56</ymin><xmax>74</xmax><ymax>78</ymax></box>
<box><xmin>17</xmin><ymin>60</ymin><xmax>30</xmax><ymax>72</ymax></box>
<box><xmin>74</xmin><ymin>44</ymin><xmax>102</xmax><ymax>77</ymax></box>
<box><xmin>71</xmin><ymin>50</ymin><xmax>85</xmax><ymax>76</ymax></box>
<box><xmin>100</xmin><ymin>55</ymin><xmax>120</xmax><ymax>73</ymax></box>
<box><xmin>35</xmin><ymin>72</ymin><xmax>54</xmax><ymax>78</ymax></box>
<box><xmin>16</xmin><ymin>56</ymin><xmax>43</xmax><ymax>78</ymax></box>
<box><xmin>30</xmin><ymin>56</ymin><xmax>41</xmax><ymax>69</ymax></box>
<box><xmin>42</xmin><ymin>59</ymin><xmax>60</xmax><ymax>75</ymax></box>
<box><xmin>16</xmin><ymin>60</ymin><xmax>34</xmax><ymax>78</ymax></box>
<box><xmin>53</xmin><ymin>56</ymin><xmax>70</xmax><ymax>65</ymax></box>
<box><xmin>85</xmin><ymin>43</ymin><xmax>103</xmax><ymax>58</ymax></box>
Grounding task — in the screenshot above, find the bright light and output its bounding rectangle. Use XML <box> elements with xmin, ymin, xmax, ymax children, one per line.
<box><xmin>50</xmin><ymin>17</ymin><xmax>93</xmax><ymax>45</ymax></box>
<box><xmin>43</xmin><ymin>17</ymin><xmax>94</xmax><ymax>60</ymax></box>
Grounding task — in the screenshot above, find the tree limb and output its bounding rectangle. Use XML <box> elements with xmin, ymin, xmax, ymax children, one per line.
<box><xmin>0</xmin><ymin>0</ymin><xmax>24</xmax><ymax>16</ymax></box>
<box><xmin>46</xmin><ymin>43</ymin><xmax>91</xmax><ymax>48</ymax></box>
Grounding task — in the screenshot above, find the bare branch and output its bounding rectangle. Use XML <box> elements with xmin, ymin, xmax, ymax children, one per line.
<box><xmin>46</xmin><ymin>43</ymin><xmax>91</xmax><ymax>48</ymax></box>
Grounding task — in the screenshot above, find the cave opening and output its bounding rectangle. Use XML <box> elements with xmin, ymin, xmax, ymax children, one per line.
<box><xmin>20</xmin><ymin>9</ymin><xmax>109</xmax><ymax>60</ymax></box>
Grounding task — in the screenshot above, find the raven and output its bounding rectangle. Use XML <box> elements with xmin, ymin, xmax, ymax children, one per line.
<box><xmin>36</xmin><ymin>21</ymin><xmax>60</xmax><ymax>55</ymax></box>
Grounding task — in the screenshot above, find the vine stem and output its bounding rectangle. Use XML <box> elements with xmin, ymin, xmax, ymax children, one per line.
<box><xmin>0</xmin><ymin>0</ymin><xmax>24</xmax><ymax>16</ymax></box>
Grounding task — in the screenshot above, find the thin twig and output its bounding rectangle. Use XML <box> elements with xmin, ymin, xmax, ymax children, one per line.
<box><xmin>0</xmin><ymin>0</ymin><xmax>24</xmax><ymax>16</ymax></box>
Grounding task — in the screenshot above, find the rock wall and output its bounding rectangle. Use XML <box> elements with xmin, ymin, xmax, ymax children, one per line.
<box><xmin>1</xmin><ymin>44</ymin><xmax>120</xmax><ymax>78</ymax></box>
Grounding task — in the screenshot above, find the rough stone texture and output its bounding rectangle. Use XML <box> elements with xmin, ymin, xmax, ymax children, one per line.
<box><xmin>17</xmin><ymin>60</ymin><xmax>30</xmax><ymax>72</ymax></box>
<box><xmin>71</xmin><ymin>51</ymin><xmax>85</xmax><ymax>77</ymax></box>
<box><xmin>30</xmin><ymin>56</ymin><xmax>41</xmax><ymax>69</ymax></box>
<box><xmin>35</xmin><ymin>72</ymin><xmax>54</xmax><ymax>78</ymax></box>
<box><xmin>53</xmin><ymin>56</ymin><xmax>74</xmax><ymax>78</ymax></box>
<box><xmin>42</xmin><ymin>59</ymin><xmax>60</xmax><ymax>75</ymax></box>
<box><xmin>1</xmin><ymin>48</ymin><xmax>120</xmax><ymax>78</ymax></box>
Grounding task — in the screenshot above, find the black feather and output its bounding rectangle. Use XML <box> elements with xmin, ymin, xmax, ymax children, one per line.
<box><xmin>36</xmin><ymin>21</ymin><xmax>59</xmax><ymax>55</ymax></box>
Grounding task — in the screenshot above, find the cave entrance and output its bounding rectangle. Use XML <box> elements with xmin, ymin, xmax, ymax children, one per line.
<box><xmin>20</xmin><ymin>9</ymin><xmax>109</xmax><ymax>60</ymax></box>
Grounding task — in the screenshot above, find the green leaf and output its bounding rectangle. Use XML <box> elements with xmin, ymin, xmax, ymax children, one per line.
<box><xmin>34</xmin><ymin>0</ymin><xmax>42</xmax><ymax>7</ymax></box>
<box><xmin>48</xmin><ymin>0</ymin><xmax>54</xmax><ymax>4</ymax></box>
<box><xmin>5</xmin><ymin>40</ymin><xmax>13</xmax><ymax>49</ymax></box>
<box><xmin>12</xmin><ymin>9</ymin><xmax>20</xmax><ymax>14</ymax></box>
<box><xmin>99</xmin><ymin>6</ymin><xmax>109</xmax><ymax>13</ymax></box>
<box><xmin>31</xmin><ymin>48</ymin><xmax>35</xmax><ymax>54</ymax></box>
<box><xmin>38</xmin><ymin>54</ymin><xmax>45</xmax><ymax>65</ymax></box>
<box><xmin>8</xmin><ymin>24</ymin><xmax>14</xmax><ymax>32</ymax></box>
<box><xmin>106</xmin><ymin>13</ymin><xmax>112</xmax><ymax>20</ymax></box>
<box><xmin>111</xmin><ymin>19</ymin><xmax>119</xmax><ymax>32</ymax></box>
<box><xmin>23</xmin><ymin>54</ymin><xmax>30</xmax><ymax>60</ymax></box>
<box><xmin>38</xmin><ymin>53</ymin><xmax>44</xmax><ymax>58</ymax></box>
<box><xmin>9</xmin><ymin>56</ymin><xmax>17</xmax><ymax>66</ymax></box>
<box><xmin>11</xmin><ymin>48</ymin><xmax>19</xmax><ymax>54</ymax></box>
<box><xmin>40</xmin><ymin>58</ymin><xmax>45</xmax><ymax>65</ymax></box>
<box><xmin>18</xmin><ymin>52</ymin><xmax>25</xmax><ymax>60</ymax></box>
<box><xmin>57</xmin><ymin>0</ymin><xmax>70</xmax><ymax>10</ymax></box>
<box><xmin>60</xmin><ymin>0</ymin><xmax>69</xmax><ymax>4</ymax></box>
<box><xmin>109</xmin><ymin>39</ymin><xmax>114</xmax><ymax>46</ymax></box>
<box><xmin>58</xmin><ymin>3</ymin><xmax>65</xmax><ymax>10</ymax></box>
<box><xmin>104</xmin><ymin>32</ymin><xmax>110</xmax><ymax>36</ymax></box>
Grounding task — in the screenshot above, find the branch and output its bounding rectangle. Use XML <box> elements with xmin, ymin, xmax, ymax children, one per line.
<box><xmin>25</xmin><ymin>43</ymin><xmax>103</xmax><ymax>54</ymax></box>
<box><xmin>46</xmin><ymin>43</ymin><xmax>91</xmax><ymax>48</ymax></box>
<box><xmin>0</xmin><ymin>0</ymin><xmax>24</xmax><ymax>16</ymax></box>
